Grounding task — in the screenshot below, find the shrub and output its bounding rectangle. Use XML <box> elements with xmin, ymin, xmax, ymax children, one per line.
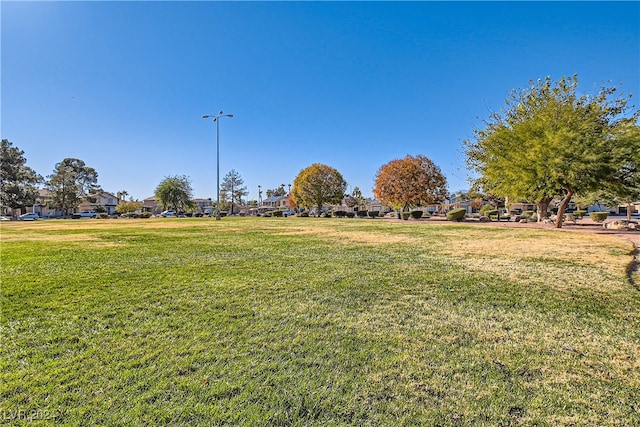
<box><xmin>446</xmin><ymin>208</ymin><xmax>466</xmax><ymax>222</ymax></box>
<box><xmin>272</xmin><ymin>210</ymin><xmax>284</xmax><ymax>217</ymax></box>
<box><xmin>263</xmin><ymin>212</ymin><xmax>272</xmax><ymax>217</ymax></box>
<box><xmin>334</xmin><ymin>211</ymin><xmax>347</xmax><ymax>218</ymax></box>
<box><xmin>97</xmin><ymin>213</ymin><xmax>109</xmax><ymax>219</ymax></box>
<box><xmin>368</xmin><ymin>211</ymin><xmax>380</xmax><ymax>218</ymax></box>
<box><xmin>346</xmin><ymin>212</ymin><xmax>355</xmax><ymax>218</ymax></box>
<box><xmin>484</xmin><ymin>209</ymin><xmax>499</xmax><ymax>218</ymax></box>
<box><xmin>356</xmin><ymin>210</ymin><xmax>368</xmax><ymax>218</ymax></box>
<box><xmin>300</xmin><ymin>211</ymin><xmax>309</xmax><ymax>217</ymax></box>
<box><xmin>522</xmin><ymin>210</ymin><xmax>538</xmax><ymax>222</ymax></box>
<box><xmin>140</xmin><ymin>212</ymin><xmax>152</xmax><ymax>218</ymax></box>
<box><xmin>573</xmin><ymin>210</ymin><xmax>587</xmax><ymax>219</ymax></box>
<box><xmin>479</xmin><ymin>205</ymin><xmax>495</xmax><ymax>216</ymax></box>
<box><xmin>590</xmin><ymin>211</ymin><xmax>608</xmax><ymax>222</ymax></box>
<box><xmin>410</xmin><ymin>210</ymin><xmax>423</xmax><ymax>219</ymax></box>
<box><xmin>401</xmin><ymin>212</ymin><xmax>411</xmax><ymax>220</ymax></box>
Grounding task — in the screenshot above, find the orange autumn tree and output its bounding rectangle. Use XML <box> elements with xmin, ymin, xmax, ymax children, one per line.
<box><xmin>292</xmin><ymin>163</ymin><xmax>347</xmax><ymax>216</ymax></box>
<box><xmin>374</xmin><ymin>154</ymin><xmax>448</xmax><ymax>218</ymax></box>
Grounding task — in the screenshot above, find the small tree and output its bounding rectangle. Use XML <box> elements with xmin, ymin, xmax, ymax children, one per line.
<box><xmin>220</xmin><ymin>169</ymin><xmax>248</xmax><ymax>215</ymax></box>
<box><xmin>292</xmin><ymin>163</ymin><xmax>347</xmax><ymax>216</ymax></box>
<box><xmin>373</xmin><ymin>154</ymin><xmax>448</xmax><ymax>219</ymax></box>
<box><xmin>115</xmin><ymin>200</ymin><xmax>143</xmax><ymax>216</ymax></box>
<box><xmin>154</xmin><ymin>175</ymin><xmax>195</xmax><ymax>212</ymax></box>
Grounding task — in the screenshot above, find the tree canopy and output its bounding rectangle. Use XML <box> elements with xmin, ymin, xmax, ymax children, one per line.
<box><xmin>266</xmin><ymin>185</ymin><xmax>286</xmax><ymax>198</ymax></box>
<box><xmin>154</xmin><ymin>175</ymin><xmax>194</xmax><ymax>212</ymax></box>
<box><xmin>292</xmin><ymin>163</ymin><xmax>346</xmax><ymax>215</ymax></box>
<box><xmin>45</xmin><ymin>158</ymin><xmax>100</xmax><ymax>216</ymax></box>
<box><xmin>115</xmin><ymin>200</ymin><xmax>143</xmax><ymax>215</ymax></box>
<box><xmin>0</xmin><ymin>139</ymin><xmax>42</xmax><ymax>213</ymax></box>
<box><xmin>373</xmin><ymin>154</ymin><xmax>448</xmax><ymax>214</ymax></box>
<box><xmin>464</xmin><ymin>75</ymin><xmax>638</xmax><ymax>228</ymax></box>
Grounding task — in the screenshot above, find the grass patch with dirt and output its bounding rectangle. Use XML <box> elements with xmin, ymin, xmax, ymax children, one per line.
<box><xmin>1</xmin><ymin>217</ymin><xmax>639</xmax><ymax>425</ymax></box>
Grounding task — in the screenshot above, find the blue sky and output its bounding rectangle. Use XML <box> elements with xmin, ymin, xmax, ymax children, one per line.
<box><xmin>2</xmin><ymin>1</ymin><xmax>639</xmax><ymax>201</ymax></box>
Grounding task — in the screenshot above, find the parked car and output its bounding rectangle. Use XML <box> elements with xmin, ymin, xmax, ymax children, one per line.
<box><xmin>0</xmin><ymin>215</ymin><xmax>11</xmax><ymax>221</ymax></box>
<box><xmin>72</xmin><ymin>211</ymin><xmax>97</xmax><ymax>219</ymax></box>
<box><xmin>160</xmin><ymin>210</ymin><xmax>175</xmax><ymax>217</ymax></box>
<box><xmin>19</xmin><ymin>213</ymin><xmax>39</xmax><ymax>221</ymax></box>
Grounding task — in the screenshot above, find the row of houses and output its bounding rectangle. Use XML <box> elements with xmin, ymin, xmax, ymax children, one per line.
<box><xmin>22</xmin><ymin>189</ymin><xmax>640</xmax><ymax>219</ymax></box>
<box><xmin>29</xmin><ymin>190</ymin><xmax>120</xmax><ymax>218</ymax></box>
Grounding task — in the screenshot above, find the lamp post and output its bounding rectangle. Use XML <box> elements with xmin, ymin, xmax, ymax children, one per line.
<box><xmin>203</xmin><ymin>111</ymin><xmax>233</xmax><ymax>220</ymax></box>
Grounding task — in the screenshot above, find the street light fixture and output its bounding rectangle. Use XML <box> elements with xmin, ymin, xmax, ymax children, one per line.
<box><xmin>203</xmin><ymin>111</ymin><xmax>233</xmax><ymax>220</ymax></box>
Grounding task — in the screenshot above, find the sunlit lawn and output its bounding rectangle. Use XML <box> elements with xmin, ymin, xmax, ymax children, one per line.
<box><xmin>1</xmin><ymin>217</ymin><xmax>639</xmax><ymax>425</ymax></box>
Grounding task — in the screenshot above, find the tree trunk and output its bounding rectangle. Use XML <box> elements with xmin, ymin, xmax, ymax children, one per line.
<box><xmin>536</xmin><ymin>198</ymin><xmax>551</xmax><ymax>223</ymax></box>
<box><xmin>627</xmin><ymin>202</ymin><xmax>632</xmax><ymax>222</ymax></box>
<box><xmin>554</xmin><ymin>190</ymin><xmax>574</xmax><ymax>229</ymax></box>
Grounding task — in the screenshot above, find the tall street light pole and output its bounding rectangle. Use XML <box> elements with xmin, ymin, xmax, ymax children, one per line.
<box><xmin>203</xmin><ymin>111</ymin><xmax>233</xmax><ymax>220</ymax></box>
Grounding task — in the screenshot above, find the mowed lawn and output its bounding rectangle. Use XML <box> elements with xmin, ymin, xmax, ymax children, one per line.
<box><xmin>1</xmin><ymin>217</ymin><xmax>639</xmax><ymax>425</ymax></box>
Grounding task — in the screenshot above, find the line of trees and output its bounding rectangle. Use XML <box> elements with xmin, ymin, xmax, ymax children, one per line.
<box><xmin>3</xmin><ymin>75</ymin><xmax>638</xmax><ymax>223</ymax></box>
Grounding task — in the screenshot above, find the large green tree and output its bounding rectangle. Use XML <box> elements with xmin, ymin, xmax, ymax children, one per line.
<box><xmin>220</xmin><ymin>169</ymin><xmax>248</xmax><ymax>215</ymax></box>
<box><xmin>292</xmin><ymin>163</ymin><xmax>346</xmax><ymax>216</ymax></box>
<box><xmin>0</xmin><ymin>139</ymin><xmax>42</xmax><ymax>214</ymax></box>
<box><xmin>465</xmin><ymin>75</ymin><xmax>637</xmax><ymax>228</ymax></box>
<box><xmin>373</xmin><ymin>154</ymin><xmax>448</xmax><ymax>217</ymax></box>
<box><xmin>154</xmin><ymin>175</ymin><xmax>195</xmax><ymax>212</ymax></box>
<box><xmin>45</xmin><ymin>158</ymin><xmax>100</xmax><ymax>216</ymax></box>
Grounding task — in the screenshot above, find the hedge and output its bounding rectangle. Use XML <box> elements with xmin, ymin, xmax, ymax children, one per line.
<box><xmin>410</xmin><ymin>210</ymin><xmax>423</xmax><ymax>219</ymax></box>
<box><xmin>590</xmin><ymin>211</ymin><xmax>608</xmax><ymax>223</ymax></box>
<box><xmin>446</xmin><ymin>208</ymin><xmax>466</xmax><ymax>222</ymax></box>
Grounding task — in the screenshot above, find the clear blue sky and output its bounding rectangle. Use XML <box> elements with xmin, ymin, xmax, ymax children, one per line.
<box><xmin>2</xmin><ymin>1</ymin><xmax>639</xmax><ymax>201</ymax></box>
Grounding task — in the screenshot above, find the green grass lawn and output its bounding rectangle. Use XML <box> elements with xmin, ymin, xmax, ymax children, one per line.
<box><xmin>1</xmin><ymin>217</ymin><xmax>639</xmax><ymax>425</ymax></box>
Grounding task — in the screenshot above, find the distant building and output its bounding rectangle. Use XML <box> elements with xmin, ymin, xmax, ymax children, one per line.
<box><xmin>77</xmin><ymin>191</ymin><xmax>119</xmax><ymax>215</ymax></box>
<box><xmin>260</xmin><ymin>195</ymin><xmax>288</xmax><ymax>212</ymax></box>
<box><xmin>142</xmin><ymin>196</ymin><xmax>161</xmax><ymax>214</ymax></box>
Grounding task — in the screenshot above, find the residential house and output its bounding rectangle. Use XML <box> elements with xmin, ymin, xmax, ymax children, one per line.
<box><xmin>142</xmin><ymin>196</ymin><xmax>161</xmax><ymax>214</ymax></box>
<box><xmin>30</xmin><ymin>189</ymin><xmax>64</xmax><ymax>218</ymax></box>
<box><xmin>260</xmin><ymin>195</ymin><xmax>288</xmax><ymax>212</ymax></box>
<box><xmin>77</xmin><ymin>191</ymin><xmax>119</xmax><ymax>214</ymax></box>
<box><xmin>192</xmin><ymin>198</ymin><xmax>214</xmax><ymax>215</ymax></box>
<box><xmin>363</xmin><ymin>199</ymin><xmax>386</xmax><ymax>213</ymax></box>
